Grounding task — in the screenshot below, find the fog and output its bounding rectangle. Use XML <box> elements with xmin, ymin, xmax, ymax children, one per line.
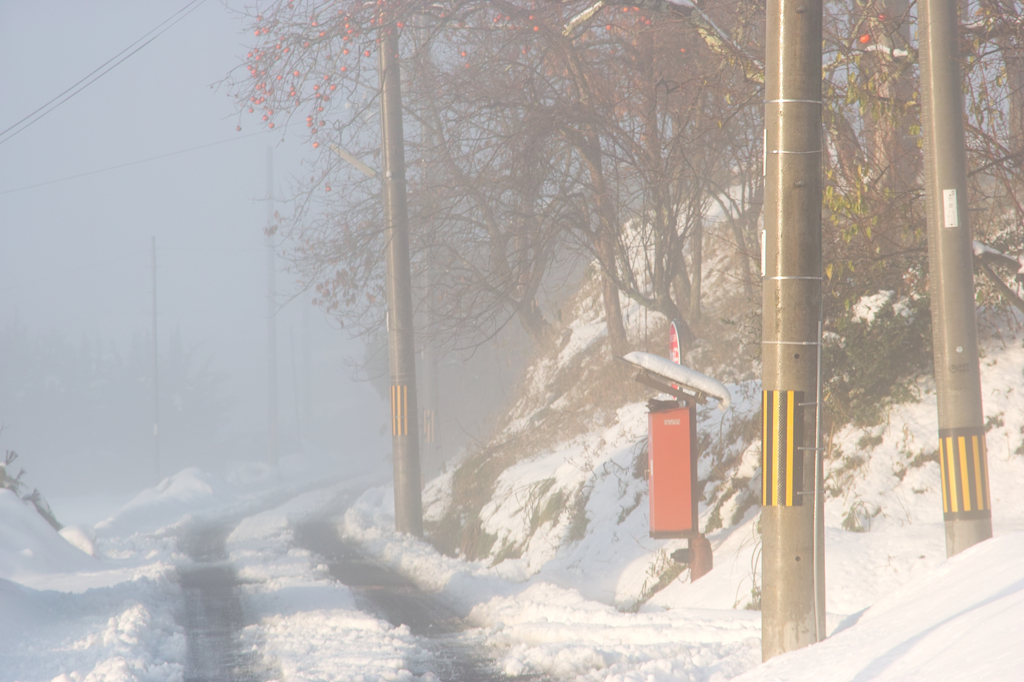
<box><xmin>0</xmin><ymin>1</ymin><xmax>389</xmax><ymax>496</ymax></box>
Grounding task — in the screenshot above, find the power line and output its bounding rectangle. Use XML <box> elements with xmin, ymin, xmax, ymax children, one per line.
<box><xmin>0</xmin><ymin>0</ymin><xmax>207</xmax><ymax>147</ymax></box>
<box><xmin>0</xmin><ymin>127</ymin><xmax>287</xmax><ymax>196</ymax></box>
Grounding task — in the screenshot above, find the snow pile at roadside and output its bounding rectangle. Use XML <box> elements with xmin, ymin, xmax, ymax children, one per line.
<box><xmin>342</xmin><ymin>478</ymin><xmax>1024</xmax><ymax>681</ymax></box>
<box><xmin>732</xmin><ymin>531</ymin><xmax>1024</xmax><ymax>682</ymax></box>
<box><xmin>0</xmin><ymin>489</ymin><xmax>95</xmax><ymax>580</ymax></box>
<box><xmin>0</xmin><ymin>484</ymin><xmax>185</xmax><ymax>682</ymax></box>
<box><xmin>0</xmin><ymin>454</ymin><xmax>395</xmax><ymax>679</ymax></box>
<box><xmin>342</xmin><ymin>489</ymin><xmax>761</xmax><ymax>681</ymax></box>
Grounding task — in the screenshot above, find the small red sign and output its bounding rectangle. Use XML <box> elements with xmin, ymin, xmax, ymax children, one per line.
<box><xmin>669</xmin><ymin>321</ymin><xmax>681</xmax><ymax>366</ymax></box>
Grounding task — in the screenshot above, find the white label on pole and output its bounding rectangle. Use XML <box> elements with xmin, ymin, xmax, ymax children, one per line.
<box><xmin>943</xmin><ymin>189</ymin><xmax>959</xmax><ymax>228</ymax></box>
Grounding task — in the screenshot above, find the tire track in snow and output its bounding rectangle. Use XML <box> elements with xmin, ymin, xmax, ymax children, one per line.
<box><xmin>294</xmin><ymin>521</ymin><xmax>551</xmax><ymax>682</ymax></box>
<box><xmin>177</xmin><ymin>524</ymin><xmax>268</xmax><ymax>682</ymax></box>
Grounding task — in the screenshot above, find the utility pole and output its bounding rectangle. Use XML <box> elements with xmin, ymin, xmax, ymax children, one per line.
<box><xmin>303</xmin><ymin>298</ymin><xmax>312</xmax><ymax>444</ymax></box>
<box><xmin>379</xmin><ymin>12</ymin><xmax>423</xmax><ymax>536</ymax></box>
<box><xmin>290</xmin><ymin>326</ymin><xmax>302</xmax><ymax>448</ymax></box>
<box><xmin>761</xmin><ymin>0</ymin><xmax>825</xmax><ymax>660</ymax></box>
<box><xmin>918</xmin><ymin>0</ymin><xmax>992</xmax><ymax>556</ymax></box>
<box><xmin>151</xmin><ymin>236</ymin><xmax>161</xmax><ymax>484</ymax></box>
<box><xmin>266</xmin><ymin>147</ymin><xmax>279</xmax><ymax>465</ymax></box>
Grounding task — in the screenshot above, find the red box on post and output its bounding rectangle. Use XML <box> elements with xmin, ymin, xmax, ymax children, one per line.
<box><xmin>648</xmin><ymin>405</ymin><xmax>698</xmax><ymax>538</ymax></box>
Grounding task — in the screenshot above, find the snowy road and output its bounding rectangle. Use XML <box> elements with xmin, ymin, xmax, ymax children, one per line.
<box><xmin>3</xmin><ymin>446</ymin><xmax>1023</xmax><ymax>681</ymax></box>
<box><xmin>294</xmin><ymin>521</ymin><xmax>550</xmax><ymax>681</ymax></box>
<box><xmin>178</xmin><ymin>522</ymin><xmax>265</xmax><ymax>682</ymax></box>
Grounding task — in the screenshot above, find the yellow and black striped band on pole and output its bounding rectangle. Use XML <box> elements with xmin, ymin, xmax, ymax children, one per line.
<box><xmin>938</xmin><ymin>427</ymin><xmax>991</xmax><ymax>520</ymax></box>
<box><xmin>391</xmin><ymin>384</ymin><xmax>409</xmax><ymax>436</ymax></box>
<box><xmin>762</xmin><ymin>390</ymin><xmax>805</xmax><ymax>506</ymax></box>
<box><xmin>423</xmin><ymin>408</ymin><xmax>435</xmax><ymax>443</ymax></box>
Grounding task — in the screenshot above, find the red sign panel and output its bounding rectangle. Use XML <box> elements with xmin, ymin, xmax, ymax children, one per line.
<box><xmin>648</xmin><ymin>406</ymin><xmax>699</xmax><ymax>538</ymax></box>
<box><xmin>669</xmin><ymin>321</ymin><xmax>681</xmax><ymax>365</ymax></box>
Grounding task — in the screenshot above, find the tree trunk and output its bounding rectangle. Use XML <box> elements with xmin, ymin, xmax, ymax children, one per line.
<box><xmin>689</xmin><ymin>217</ymin><xmax>703</xmax><ymax>328</ymax></box>
<box><xmin>596</xmin><ymin>231</ymin><xmax>628</xmax><ymax>356</ymax></box>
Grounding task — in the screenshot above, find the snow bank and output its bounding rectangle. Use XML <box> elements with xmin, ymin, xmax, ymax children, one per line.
<box><xmin>735</xmin><ymin>532</ymin><xmax>1024</xmax><ymax>681</ymax></box>
<box><xmin>0</xmin><ymin>455</ymin><xmax>390</xmax><ymax>682</ymax></box>
<box><xmin>342</xmin><ymin>485</ymin><xmax>762</xmax><ymax>681</ymax></box>
<box><xmin>0</xmin><ymin>489</ymin><xmax>94</xmax><ymax>580</ymax></box>
<box><xmin>0</xmin><ymin>574</ymin><xmax>185</xmax><ymax>682</ymax></box>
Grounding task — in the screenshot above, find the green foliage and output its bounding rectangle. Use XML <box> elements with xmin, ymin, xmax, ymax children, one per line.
<box><xmin>824</xmin><ymin>293</ymin><xmax>932</xmax><ymax>427</ymax></box>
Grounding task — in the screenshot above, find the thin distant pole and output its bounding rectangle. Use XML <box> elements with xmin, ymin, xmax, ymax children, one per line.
<box><xmin>290</xmin><ymin>326</ymin><xmax>301</xmax><ymax>448</ymax></box>
<box><xmin>266</xmin><ymin>147</ymin><xmax>278</xmax><ymax>465</ymax></box>
<box><xmin>151</xmin><ymin>235</ymin><xmax>160</xmax><ymax>483</ymax></box>
<box><xmin>302</xmin><ymin>298</ymin><xmax>312</xmax><ymax>440</ymax></box>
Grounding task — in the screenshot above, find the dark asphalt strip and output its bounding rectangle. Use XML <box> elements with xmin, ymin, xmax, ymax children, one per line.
<box><xmin>177</xmin><ymin>524</ymin><xmax>267</xmax><ymax>682</ymax></box>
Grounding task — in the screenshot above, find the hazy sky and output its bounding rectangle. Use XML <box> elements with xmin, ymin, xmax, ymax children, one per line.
<box><xmin>0</xmin><ymin>1</ymin><xmax>388</xmax><ymax>482</ymax></box>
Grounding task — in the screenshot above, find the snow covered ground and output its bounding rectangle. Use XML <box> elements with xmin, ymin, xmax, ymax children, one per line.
<box><xmin>2</xmin><ymin>332</ymin><xmax>1023</xmax><ymax>680</ymax></box>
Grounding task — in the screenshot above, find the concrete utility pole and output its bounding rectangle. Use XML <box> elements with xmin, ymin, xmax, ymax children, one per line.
<box><xmin>266</xmin><ymin>147</ymin><xmax>279</xmax><ymax>465</ymax></box>
<box><xmin>151</xmin><ymin>236</ymin><xmax>161</xmax><ymax>484</ymax></box>
<box><xmin>918</xmin><ymin>0</ymin><xmax>992</xmax><ymax>556</ymax></box>
<box><xmin>761</xmin><ymin>0</ymin><xmax>825</xmax><ymax>660</ymax></box>
<box><xmin>379</xmin><ymin>14</ymin><xmax>423</xmax><ymax>536</ymax></box>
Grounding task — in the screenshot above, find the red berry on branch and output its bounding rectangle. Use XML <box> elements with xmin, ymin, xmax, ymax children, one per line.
<box><xmin>859</xmin><ymin>34</ymin><xmax>871</xmax><ymax>43</ymax></box>
<box><xmin>364</xmin><ymin>50</ymin><xmax>371</xmax><ymax>56</ymax></box>
<box><xmin>313</xmin><ymin>142</ymin><xmax>320</xmax><ymax>148</ymax></box>
<box><xmin>236</xmin><ymin>125</ymin><xmax>242</xmax><ymax>131</ymax></box>
<box><xmin>294</xmin><ymin>70</ymin><xmax>300</xmax><ymax>76</ymax></box>
<box><xmin>326</xmin><ymin>185</ymin><xmax>331</xmax><ymax>192</ymax></box>
<box><xmin>269</xmin><ymin>122</ymin><xmax>275</xmax><ymax>128</ymax></box>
